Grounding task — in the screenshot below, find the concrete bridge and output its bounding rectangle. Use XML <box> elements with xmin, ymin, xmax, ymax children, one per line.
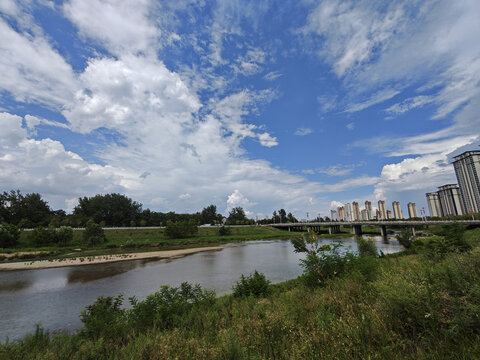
<box><xmin>268</xmin><ymin>220</ymin><xmax>480</xmax><ymax>237</ymax></box>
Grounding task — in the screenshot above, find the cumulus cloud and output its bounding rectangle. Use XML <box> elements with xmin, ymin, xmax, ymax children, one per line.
<box><xmin>330</xmin><ymin>200</ymin><xmax>343</xmax><ymax>209</ymax></box>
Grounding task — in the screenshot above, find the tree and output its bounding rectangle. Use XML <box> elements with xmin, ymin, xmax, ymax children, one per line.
<box><xmin>74</xmin><ymin>194</ymin><xmax>142</xmax><ymax>226</ymax></box>
<box><xmin>84</xmin><ymin>220</ymin><xmax>107</xmax><ymax>245</ymax></box>
<box><xmin>0</xmin><ymin>223</ymin><xmax>20</xmax><ymax>248</ymax></box>
<box><xmin>55</xmin><ymin>226</ymin><xmax>74</xmax><ymax>246</ymax></box>
<box><xmin>165</xmin><ymin>220</ymin><xmax>198</xmax><ymax>238</ymax></box>
<box><xmin>0</xmin><ymin>190</ymin><xmax>51</xmax><ymax>226</ymax></box>
<box><xmin>200</xmin><ymin>205</ymin><xmax>217</xmax><ymax>225</ymax></box>
<box><xmin>227</xmin><ymin>207</ymin><xmax>247</xmax><ymax>224</ymax></box>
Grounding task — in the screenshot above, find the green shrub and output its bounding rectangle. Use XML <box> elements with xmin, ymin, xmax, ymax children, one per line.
<box><xmin>55</xmin><ymin>226</ymin><xmax>73</xmax><ymax>246</ymax></box>
<box><xmin>83</xmin><ymin>220</ymin><xmax>106</xmax><ymax>245</ymax></box>
<box><xmin>232</xmin><ymin>270</ymin><xmax>271</xmax><ymax>297</ymax></box>
<box><xmin>29</xmin><ymin>226</ymin><xmax>55</xmax><ymax>246</ymax></box>
<box><xmin>396</xmin><ymin>227</ymin><xmax>413</xmax><ymax>248</ymax></box>
<box><xmin>165</xmin><ymin>220</ymin><xmax>198</xmax><ymax>238</ymax></box>
<box><xmin>292</xmin><ymin>232</ymin><xmax>353</xmax><ymax>287</ymax></box>
<box><xmin>0</xmin><ymin>223</ymin><xmax>20</xmax><ymax>248</ymax></box>
<box><xmin>80</xmin><ymin>295</ymin><xmax>126</xmax><ymax>340</ymax></box>
<box><xmin>356</xmin><ymin>236</ymin><xmax>377</xmax><ymax>257</ymax></box>
<box><xmin>219</xmin><ymin>226</ymin><xmax>231</xmax><ymax>236</ymax></box>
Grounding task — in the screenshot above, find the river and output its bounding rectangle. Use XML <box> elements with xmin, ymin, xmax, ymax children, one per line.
<box><xmin>0</xmin><ymin>236</ymin><xmax>402</xmax><ymax>341</ymax></box>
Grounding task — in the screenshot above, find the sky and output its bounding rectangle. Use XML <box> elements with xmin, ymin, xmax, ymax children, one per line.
<box><xmin>1</xmin><ymin>0</ymin><xmax>479</xmax><ymax>219</ymax></box>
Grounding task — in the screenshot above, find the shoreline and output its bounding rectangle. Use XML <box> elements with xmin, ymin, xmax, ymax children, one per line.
<box><xmin>0</xmin><ymin>246</ymin><xmax>224</xmax><ymax>271</ymax></box>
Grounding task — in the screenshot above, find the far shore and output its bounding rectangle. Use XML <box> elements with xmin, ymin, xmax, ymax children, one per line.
<box><xmin>0</xmin><ymin>246</ymin><xmax>224</xmax><ymax>271</ymax></box>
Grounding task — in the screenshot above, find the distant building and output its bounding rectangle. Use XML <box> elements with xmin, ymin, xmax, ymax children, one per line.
<box><xmin>365</xmin><ymin>201</ymin><xmax>372</xmax><ymax>220</ymax></box>
<box><xmin>407</xmin><ymin>202</ymin><xmax>418</xmax><ymax>218</ymax></box>
<box><xmin>360</xmin><ymin>209</ymin><xmax>368</xmax><ymax>221</ymax></box>
<box><xmin>337</xmin><ymin>206</ymin><xmax>345</xmax><ymax>221</ymax></box>
<box><xmin>344</xmin><ymin>203</ymin><xmax>353</xmax><ymax>222</ymax></box>
<box><xmin>352</xmin><ymin>201</ymin><xmax>360</xmax><ymax>221</ymax></box>
<box><xmin>392</xmin><ymin>201</ymin><xmax>404</xmax><ymax>219</ymax></box>
<box><xmin>426</xmin><ymin>192</ymin><xmax>442</xmax><ymax>217</ymax></box>
<box><xmin>453</xmin><ymin>150</ymin><xmax>480</xmax><ymax>214</ymax></box>
<box><xmin>378</xmin><ymin>200</ymin><xmax>387</xmax><ymax>220</ymax></box>
<box><xmin>330</xmin><ymin>210</ymin><xmax>338</xmax><ymax>221</ymax></box>
<box><xmin>437</xmin><ymin>184</ymin><xmax>465</xmax><ymax>216</ymax></box>
<box><xmin>387</xmin><ymin>210</ymin><xmax>393</xmax><ymax>219</ymax></box>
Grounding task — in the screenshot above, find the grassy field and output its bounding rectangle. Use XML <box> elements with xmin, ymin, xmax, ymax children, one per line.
<box><xmin>1</xmin><ymin>228</ymin><xmax>479</xmax><ymax>359</ymax></box>
<box><xmin>1</xmin><ymin>226</ymin><xmax>306</xmax><ymax>261</ymax></box>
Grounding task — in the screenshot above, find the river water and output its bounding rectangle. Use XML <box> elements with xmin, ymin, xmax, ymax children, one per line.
<box><xmin>0</xmin><ymin>236</ymin><xmax>402</xmax><ymax>341</ymax></box>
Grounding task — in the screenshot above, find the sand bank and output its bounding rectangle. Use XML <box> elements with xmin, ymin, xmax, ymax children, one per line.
<box><xmin>0</xmin><ymin>246</ymin><xmax>224</xmax><ymax>271</ymax></box>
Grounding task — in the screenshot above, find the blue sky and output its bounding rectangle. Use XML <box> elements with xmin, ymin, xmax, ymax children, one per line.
<box><xmin>1</xmin><ymin>0</ymin><xmax>479</xmax><ymax>218</ymax></box>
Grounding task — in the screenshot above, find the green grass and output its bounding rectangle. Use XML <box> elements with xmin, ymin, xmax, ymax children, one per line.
<box><xmin>1</xmin><ymin>229</ymin><xmax>480</xmax><ymax>359</ymax></box>
<box><xmin>1</xmin><ymin>226</ymin><xmax>304</xmax><ymax>262</ymax></box>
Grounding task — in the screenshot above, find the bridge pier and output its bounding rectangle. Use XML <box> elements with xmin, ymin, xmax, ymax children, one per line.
<box><xmin>411</xmin><ymin>226</ymin><xmax>416</xmax><ymax>237</ymax></box>
<box><xmin>380</xmin><ymin>225</ymin><xmax>387</xmax><ymax>238</ymax></box>
<box><xmin>352</xmin><ymin>225</ymin><xmax>363</xmax><ymax>236</ymax></box>
<box><xmin>328</xmin><ymin>225</ymin><xmax>340</xmax><ymax>234</ymax></box>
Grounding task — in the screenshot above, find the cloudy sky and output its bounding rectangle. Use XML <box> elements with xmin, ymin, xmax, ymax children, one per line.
<box><xmin>1</xmin><ymin>0</ymin><xmax>479</xmax><ymax>218</ymax></box>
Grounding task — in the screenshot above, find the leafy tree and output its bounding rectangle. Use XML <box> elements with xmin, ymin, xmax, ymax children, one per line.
<box><xmin>0</xmin><ymin>223</ymin><xmax>20</xmax><ymax>248</ymax></box>
<box><xmin>357</xmin><ymin>236</ymin><xmax>377</xmax><ymax>257</ymax></box>
<box><xmin>227</xmin><ymin>207</ymin><xmax>247</xmax><ymax>224</ymax></box>
<box><xmin>29</xmin><ymin>226</ymin><xmax>54</xmax><ymax>246</ymax></box>
<box><xmin>84</xmin><ymin>220</ymin><xmax>107</xmax><ymax>245</ymax></box>
<box><xmin>0</xmin><ymin>190</ymin><xmax>51</xmax><ymax>226</ymax></box>
<box><xmin>165</xmin><ymin>220</ymin><xmax>198</xmax><ymax>238</ymax></box>
<box><xmin>200</xmin><ymin>205</ymin><xmax>218</xmax><ymax>225</ymax></box>
<box><xmin>219</xmin><ymin>225</ymin><xmax>231</xmax><ymax>236</ymax></box>
<box><xmin>396</xmin><ymin>228</ymin><xmax>413</xmax><ymax>248</ymax></box>
<box><xmin>74</xmin><ymin>193</ymin><xmax>142</xmax><ymax>227</ymax></box>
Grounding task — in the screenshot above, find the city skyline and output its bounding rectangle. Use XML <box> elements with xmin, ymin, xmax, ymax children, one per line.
<box><xmin>1</xmin><ymin>1</ymin><xmax>479</xmax><ymax>217</ymax></box>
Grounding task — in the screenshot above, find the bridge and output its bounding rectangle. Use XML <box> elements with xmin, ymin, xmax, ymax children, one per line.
<box><xmin>268</xmin><ymin>220</ymin><xmax>480</xmax><ymax>237</ymax></box>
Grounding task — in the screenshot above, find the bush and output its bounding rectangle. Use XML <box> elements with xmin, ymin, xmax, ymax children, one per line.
<box><xmin>80</xmin><ymin>295</ymin><xmax>126</xmax><ymax>340</ymax></box>
<box><xmin>356</xmin><ymin>236</ymin><xmax>377</xmax><ymax>257</ymax></box>
<box><xmin>165</xmin><ymin>220</ymin><xmax>198</xmax><ymax>238</ymax></box>
<box><xmin>396</xmin><ymin>228</ymin><xmax>413</xmax><ymax>248</ymax></box>
<box><xmin>232</xmin><ymin>270</ymin><xmax>271</xmax><ymax>297</ymax></box>
<box><xmin>55</xmin><ymin>226</ymin><xmax>73</xmax><ymax>246</ymax></box>
<box><xmin>29</xmin><ymin>226</ymin><xmax>55</xmax><ymax>246</ymax></box>
<box><xmin>292</xmin><ymin>232</ymin><xmax>353</xmax><ymax>287</ymax></box>
<box><xmin>0</xmin><ymin>223</ymin><xmax>20</xmax><ymax>248</ymax></box>
<box><xmin>83</xmin><ymin>220</ymin><xmax>106</xmax><ymax>245</ymax></box>
<box><xmin>219</xmin><ymin>226</ymin><xmax>231</xmax><ymax>236</ymax></box>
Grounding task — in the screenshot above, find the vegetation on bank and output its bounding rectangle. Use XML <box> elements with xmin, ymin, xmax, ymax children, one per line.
<box><xmin>1</xmin><ymin>226</ymin><xmax>479</xmax><ymax>359</ymax></box>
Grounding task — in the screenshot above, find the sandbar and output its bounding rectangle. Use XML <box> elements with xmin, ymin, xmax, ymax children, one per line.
<box><xmin>0</xmin><ymin>246</ymin><xmax>224</xmax><ymax>271</ymax></box>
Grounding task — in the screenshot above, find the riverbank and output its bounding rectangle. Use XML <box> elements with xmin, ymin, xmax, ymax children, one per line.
<box><xmin>0</xmin><ymin>246</ymin><xmax>223</xmax><ymax>271</ymax></box>
<box><xmin>1</xmin><ymin>228</ymin><xmax>479</xmax><ymax>359</ymax></box>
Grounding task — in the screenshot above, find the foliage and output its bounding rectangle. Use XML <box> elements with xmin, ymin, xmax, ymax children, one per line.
<box><xmin>0</xmin><ymin>222</ymin><xmax>20</xmax><ymax>248</ymax></box>
<box><xmin>356</xmin><ymin>236</ymin><xmax>377</xmax><ymax>257</ymax></box>
<box><xmin>396</xmin><ymin>227</ymin><xmax>413</xmax><ymax>248</ymax></box>
<box><xmin>227</xmin><ymin>207</ymin><xmax>248</xmax><ymax>224</ymax></box>
<box><xmin>292</xmin><ymin>231</ymin><xmax>354</xmax><ymax>287</ymax></box>
<box><xmin>165</xmin><ymin>220</ymin><xmax>198</xmax><ymax>238</ymax></box>
<box><xmin>200</xmin><ymin>205</ymin><xmax>218</xmax><ymax>225</ymax></box>
<box><xmin>79</xmin><ymin>283</ymin><xmax>215</xmax><ymax>340</ymax></box>
<box><xmin>28</xmin><ymin>226</ymin><xmax>54</xmax><ymax>246</ymax></box>
<box><xmin>55</xmin><ymin>226</ymin><xmax>73</xmax><ymax>246</ymax></box>
<box><xmin>0</xmin><ymin>190</ymin><xmax>52</xmax><ymax>227</ymax></box>
<box><xmin>83</xmin><ymin>220</ymin><xmax>106</xmax><ymax>245</ymax></box>
<box><xmin>218</xmin><ymin>225</ymin><xmax>231</xmax><ymax>236</ymax></box>
<box><xmin>232</xmin><ymin>270</ymin><xmax>271</xmax><ymax>297</ymax></box>
<box><xmin>73</xmin><ymin>193</ymin><xmax>142</xmax><ymax>227</ymax></box>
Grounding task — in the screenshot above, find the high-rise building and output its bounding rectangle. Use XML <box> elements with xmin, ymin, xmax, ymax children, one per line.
<box><xmin>365</xmin><ymin>201</ymin><xmax>372</xmax><ymax>220</ymax></box>
<box><xmin>330</xmin><ymin>210</ymin><xmax>338</xmax><ymax>221</ymax></box>
<box><xmin>352</xmin><ymin>201</ymin><xmax>360</xmax><ymax>221</ymax></box>
<box><xmin>387</xmin><ymin>210</ymin><xmax>393</xmax><ymax>219</ymax></box>
<box><xmin>453</xmin><ymin>150</ymin><xmax>480</xmax><ymax>214</ymax></box>
<box><xmin>360</xmin><ymin>209</ymin><xmax>368</xmax><ymax>221</ymax></box>
<box><xmin>344</xmin><ymin>203</ymin><xmax>353</xmax><ymax>222</ymax></box>
<box><xmin>378</xmin><ymin>200</ymin><xmax>387</xmax><ymax>219</ymax></box>
<box><xmin>337</xmin><ymin>206</ymin><xmax>345</xmax><ymax>221</ymax></box>
<box><xmin>407</xmin><ymin>202</ymin><xmax>418</xmax><ymax>218</ymax></box>
<box><xmin>426</xmin><ymin>192</ymin><xmax>442</xmax><ymax>217</ymax></box>
<box><xmin>392</xmin><ymin>201</ymin><xmax>404</xmax><ymax>219</ymax></box>
<box><xmin>437</xmin><ymin>184</ymin><xmax>465</xmax><ymax>216</ymax></box>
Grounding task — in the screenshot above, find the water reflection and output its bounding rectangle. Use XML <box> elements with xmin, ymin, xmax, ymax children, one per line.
<box><xmin>67</xmin><ymin>261</ymin><xmax>138</xmax><ymax>284</ymax></box>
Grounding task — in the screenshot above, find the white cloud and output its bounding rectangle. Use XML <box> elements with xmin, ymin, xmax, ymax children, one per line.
<box><xmin>322</xmin><ymin>175</ymin><xmax>379</xmax><ymax>192</ymax></box>
<box><xmin>317</xmin><ymin>165</ymin><xmax>353</xmax><ymax>177</ymax></box>
<box><xmin>330</xmin><ymin>200</ymin><xmax>343</xmax><ymax>209</ymax></box>
<box><xmin>179</xmin><ymin>193</ymin><xmax>191</xmax><ymax>200</ymax></box>
<box><xmin>63</xmin><ymin>0</ymin><xmax>160</xmax><ymax>55</ymax></box>
<box><xmin>346</xmin><ymin>122</ymin><xmax>355</xmax><ymax>131</ymax></box>
<box><xmin>294</xmin><ymin>128</ymin><xmax>313</xmax><ymax>136</ymax></box>
<box><xmin>345</xmin><ymin>88</ymin><xmax>400</xmax><ymax>113</ymax></box>
<box><xmin>386</xmin><ymin>95</ymin><xmax>434</xmax><ymax>116</ymax></box>
<box><xmin>264</xmin><ymin>71</ymin><xmax>282</xmax><ymax>81</ymax></box>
